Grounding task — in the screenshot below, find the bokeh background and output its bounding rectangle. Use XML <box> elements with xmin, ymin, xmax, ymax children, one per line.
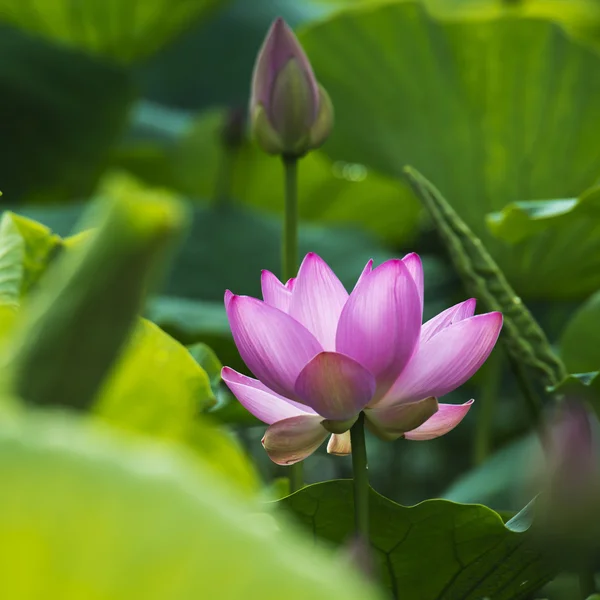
<box><xmin>1</xmin><ymin>1</ymin><xmax>600</xmax><ymax>595</ymax></box>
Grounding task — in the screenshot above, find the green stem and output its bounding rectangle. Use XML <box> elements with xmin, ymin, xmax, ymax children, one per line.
<box><xmin>350</xmin><ymin>412</ymin><xmax>369</xmax><ymax>540</ymax></box>
<box><xmin>214</xmin><ymin>147</ymin><xmax>238</xmax><ymax>206</ymax></box>
<box><xmin>580</xmin><ymin>570</ymin><xmax>597</xmax><ymax>599</ymax></box>
<box><xmin>282</xmin><ymin>156</ymin><xmax>298</xmax><ymax>281</ymax></box>
<box><xmin>289</xmin><ymin>461</ymin><xmax>303</xmax><ymax>494</ymax></box>
<box><xmin>282</xmin><ymin>155</ymin><xmax>302</xmax><ymax>493</ymax></box>
<box><xmin>474</xmin><ymin>349</ymin><xmax>502</xmax><ymax>465</ymax></box>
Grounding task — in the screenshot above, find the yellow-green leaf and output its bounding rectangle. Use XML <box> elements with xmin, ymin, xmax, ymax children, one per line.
<box><xmin>0</xmin><ymin>409</ymin><xmax>383</xmax><ymax>600</ymax></box>
<box><xmin>95</xmin><ymin>318</ymin><xmax>215</xmax><ymax>438</ymax></box>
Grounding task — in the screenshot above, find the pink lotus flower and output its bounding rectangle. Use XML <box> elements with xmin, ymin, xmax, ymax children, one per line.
<box><xmin>222</xmin><ymin>253</ymin><xmax>502</xmax><ymax>465</ymax></box>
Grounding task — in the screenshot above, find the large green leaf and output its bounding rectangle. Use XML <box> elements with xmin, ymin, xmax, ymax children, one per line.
<box><xmin>92</xmin><ymin>301</ymin><xmax>257</xmax><ymax>494</ymax></box>
<box><xmin>170</xmin><ymin>108</ymin><xmax>421</xmax><ymax>244</ymax></box>
<box><xmin>560</xmin><ymin>289</ymin><xmax>600</xmax><ymax>373</ymax></box>
<box><xmin>430</xmin><ymin>0</ymin><xmax>600</xmax><ymax>47</ymax></box>
<box><xmin>0</xmin><ymin>0</ymin><xmax>227</xmax><ymax>63</ymax></box>
<box><xmin>0</xmin><ymin>212</ymin><xmax>89</xmax><ymax>337</ymax></box>
<box><xmin>144</xmin><ymin>296</ymin><xmax>264</xmax><ymax>425</ymax></box>
<box><xmin>282</xmin><ymin>480</ymin><xmax>555</xmax><ymax>599</ymax></box>
<box><xmin>187</xmin><ymin>342</ymin><xmax>223</xmax><ymax>397</ymax></box>
<box><xmin>95</xmin><ymin>318</ymin><xmax>215</xmax><ymax>435</ymax></box>
<box><xmin>314</xmin><ymin>0</ymin><xmax>600</xmax><ymax>40</ymax></box>
<box><xmin>136</xmin><ymin>0</ymin><xmax>326</xmax><ymax>109</ymax></box>
<box><xmin>0</xmin><ymin>213</ymin><xmax>62</xmax><ymax>302</ymax></box>
<box><xmin>0</xmin><ymin>27</ymin><xmax>133</xmax><ymax>202</ymax></box>
<box><xmin>299</xmin><ymin>3</ymin><xmax>600</xmax><ymax>298</ymax></box>
<box><xmin>0</xmin><ymin>410</ymin><xmax>383</xmax><ymax>599</ymax></box>
<box><xmin>185</xmin><ymin>418</ymin><xmax>259</xmax><ymax>495</ymax></box>
<box><xmin>487</xmin><ymin>188</ymin><xmax>600</xmax><ymax>298</ymax></box>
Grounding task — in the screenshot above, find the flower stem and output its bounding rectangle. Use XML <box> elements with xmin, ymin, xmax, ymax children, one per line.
<box><xmin>214</xmin><ymin>146</ymin><xmax>237</xmax><ymax>206</ymax></box>
<box><xmin>350</xmin><ymin>412</ymin><xmax>369</xmax><ymax>540</ymax></box>
<box><xmin>474</xmin><ymin>349</ymin><xmax>502</xmax><ymax>465</ymax></box>
<box><xmin>579</xmin><ymin>570</ymin><xmax>597</xmax><ymax>598</ymax></box>
<box><xmin>282</xmin><ymin>156</ymin><xmax>298</xmax><ymax>281</ymax></box>
<box><xmin>282</xmin><ymin>155</ymin><xmax>302</xmax><ymax>493</ymax></box>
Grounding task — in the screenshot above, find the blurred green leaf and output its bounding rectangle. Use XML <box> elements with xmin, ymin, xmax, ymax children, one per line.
<box><xmin>549</xmin><ymin>372</ymin><xmax>600</xmax><ymax>418</ymax></box>
<box><xmin>0</xmin><ymin>27</ymin><xmax>133</xmax><ymax>202</ymax></box>
<box><xmin>170</xmin><ymin>108</ymin><xmax>421</xmax><ymax>244</ymax></box>
<box><xmin>145</xmin><ymin>297</ymin><xmax>260</xmax><ymax>425</ymax></box>
<box><xmin>313</xmin><ymin>0</ymin><xmax>600</xmax><ymax>40</ymax></box>
<box><xmin>430</xmin><ymin>0</ymin><xmax>600</xmax><ymax>45</ymax></box>
<box><xmin>92</xmin><ymin>308</ymin><xmax>257</xmax><ymax>494</ymax></box>
<box><xmin>95</xmin><ymin>319</ymin><xmax>258</xmax><ymax>495</ymax></box>
<box><xmin>444</xmin><ymin>434</ymin><xmax>541</xmax><ymax>511</ymax></box>
<box><xmin>185</xmin><ymin>418</ymin><xmax>259</xmax><ymax>495</ymax></box>
<box><xmin>0</xmin><ymin>213</ymin><xmax>62</xmax><ymax>301</ymax></box>
<box><xmin>9</xmin><ymin>184</ymin><xmax>184</xmax><ymax>410</ymax></box>
<box><xmin>0</xmin><ymin>213</ymin><xmax>70</xmax><ymax>337</ymax></box>
<box><xmin>487</xmin><ymin>188</ymin><xmax>600</xmax><ymax>298</ymax></box>
<box><xmin>300</xmin><ymin>3</ymin><xmax>600</xmax><ymax>298</ymax></box>
<box><xmin>560</xmin><ymin>288</ymin><xmax>600</xmax><ymax>373</ymax></box>
<box><xmin>188</xmin><ymin>342</ymin><xmax>222</xmax><ymax>396</ymax></box>
<box><xmin>0</xmin><ymin>0</ymin><xmax>228</xmax><ymax>63</ymax></box>
<box><xmin>95</xmin><ymin>318</ymin><xmax>215</xmax><ymax>435</ymax></box>
<box><xmin>281</xmin><ymin>480</ymin><xmax>554</xmax><ymax>599</ymax></box>
<box><xmin>2</xmin><ymin>204</ymin><xmax>84</xmax><ymax>239</ymax></box>
<box><xmin>0</xmin><ymin>410</ymin><xmax>383</xmax><ymax>599</ymax></box>
<box><xmin>137</xmin><ymin>0</ymin><xmax>326</xmax><ymax>109</ymax></box>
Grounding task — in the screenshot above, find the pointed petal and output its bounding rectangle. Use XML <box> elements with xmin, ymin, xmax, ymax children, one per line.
<box><xmin>222</xmin><ymin>367</ymin><xmax>315</xmax><ymax>425</ymax></box>
<box><xmin>327</xmin><ymin>432</ymin><xmax>351</xmax><ymax>456</ymax></box>
<box><xmin>365</xmin><ymin>396</ymin><xmax>439</xmax><ymax>441</ymax></box>
<box><xmin>336</xmin><ymin>259</ymin><xmax>422</xmax><ymax>390</ymax></box>
<box><xmin>226</xmin><ymin>295</ymin><xmax>322</xmax><ymax>398</ymax></box>
<box><xmin>379</xmin><ymin>313</ymin><xmax>502</xmax><ymax>407</ymax></box>
<box><xmin>251</xmin><ymin>18</ymin><xmax>319</xmax><ymax>119</ymax></box>
<box><xmin>420</xmin><ymin>298</ymin><xmax>477</xmax><ymax>344</ymax></box>
<box><xmin>224</xmin><ymin>289</ymin><xmax>234</xmax><ymax>310</ymax></box>
<box><xmin>285</xmin><ymin>277</ymin><xmax>296</xmax><ymax>290</ymax></box>
<box><xmin>402</xmin><ymin>253</ymin><xmax>423</xmax><ymax>305</ymax></box>
<box><xmin>353</xmin><ymin>259</ymin><xmax>373</xmax><ymax>291</ymax></box>
<box><xmin>405</xmin><ymin>401</ymin><xmax>474</xmax><ymax>440</ymax></box>
<box><xmin>288</xmin><ymin>253</ymin><xmax>349</xmax><ymax>350</ymax></box>
<box><xmin>262</xmin><ymin>415</ymin><xmax>328</xmax><ymax>465</ymax></box>
<box><xmin>454</xmin><ymin>297</ymin><xmax>477</xmax><ymax>321</ymax></box>
<box><xmin>261</xmin><ymin>270</ymin><xmax>292</xmax><ymax>313</ymax></box>
<box><xmin>294</xmin><ymin>351</ymin><xmax>375</xmax><ymax>420</ymax></box>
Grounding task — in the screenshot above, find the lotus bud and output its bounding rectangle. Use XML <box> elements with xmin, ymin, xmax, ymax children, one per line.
<box><xmin>249</xmin><ymin>18</ymin><xmax>334</xmax><ymax>158</ymax></box>
<box><xmin>534</xmin><ymin>400</ymin><xmax>600</xmax><ymax>565</ymax></box>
